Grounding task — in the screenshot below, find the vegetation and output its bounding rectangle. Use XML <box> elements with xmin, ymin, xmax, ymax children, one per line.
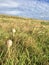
<box><xmin>0</xmin><ymin>15</ymin><xmax>49</xmax><ymax>65</ymax></box>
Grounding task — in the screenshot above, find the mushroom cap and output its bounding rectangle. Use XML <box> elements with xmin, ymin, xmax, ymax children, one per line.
<box><xmin>7</xmin><ymin>40</ymin><xmax>12</xmax><ymax>48</ymax></box>
<box><xmin>12</xmin><ymin>28</ymin><xmax>16</xmax><ymax>33</ymax></box>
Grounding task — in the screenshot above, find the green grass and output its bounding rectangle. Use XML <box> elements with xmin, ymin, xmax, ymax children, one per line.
<box><xmin>0</xmin><ymin>15</ymin><xmax>49</xmax><ymax>65</ymax></box>
<box><xmin>41</xmin><ymin>21</ymin><xmax>49</xmax><ymax>25</ymax></box>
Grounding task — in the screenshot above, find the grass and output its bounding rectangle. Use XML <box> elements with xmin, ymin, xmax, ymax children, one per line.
<box><xmin>0</xmin><ymin>15</ymin><xmax>49</xmax><ymax>65</ymax></box>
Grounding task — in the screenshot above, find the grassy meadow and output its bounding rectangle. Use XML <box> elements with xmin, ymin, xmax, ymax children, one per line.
<box><xmin>0</xmin><ymin>15</ymin><xmax>49</xmax><ymax>65</ymax></box>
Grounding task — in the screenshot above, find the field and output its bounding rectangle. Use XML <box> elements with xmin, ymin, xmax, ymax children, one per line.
<box><xmin>0</xmin><ymin>15</ymin><xmax>49</xmax><ymax>65</ymax></box>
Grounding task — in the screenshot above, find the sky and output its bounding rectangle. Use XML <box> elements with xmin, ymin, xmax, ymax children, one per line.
<box><xmin>0</xmin><ymin>0</ymin><xmax>49</xmax><ymax>20</ymax></box>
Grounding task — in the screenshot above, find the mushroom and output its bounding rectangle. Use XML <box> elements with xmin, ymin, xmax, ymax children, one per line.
<box><xmin>6</xmin><ymin>39</ymin><xmax>13</xmax><ymax>57</ymax></box>
<box><xmin>12</xmin><ymin>28</ymin><xmax>16</xmax><ymax>37</ymax></box>
<box><xmin>7</xmin><ymin>39</ymin><xmax>12</xmax><ymax>48</ymax></box>
<box><xmin>12</xmin><ymin>28</ymin><xmax>16</xmax><ymax>34</ymax></box>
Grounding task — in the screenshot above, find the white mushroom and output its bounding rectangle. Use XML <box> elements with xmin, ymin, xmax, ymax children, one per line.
<box><xmin>12</xmin><ymin>28</ymin><xmax>16</xmax><ymax>33</ymax></box>
<box><xmin>7</xmin><ymin>39</ymin><xmax>12</xmax><ymax>48</ymax></box>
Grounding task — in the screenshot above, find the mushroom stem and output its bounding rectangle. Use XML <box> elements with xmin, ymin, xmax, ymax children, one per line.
<box><xmin>8</xmin><ymin>47</ymin><xmax>10</xmax><ymax>58</ymax></box>
<box><xmin>7</xmin><ymin>39</ymin><xmax>13</xmax><ymax>58</ymax></box>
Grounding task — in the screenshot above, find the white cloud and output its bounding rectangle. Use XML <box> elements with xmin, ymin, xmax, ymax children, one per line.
<box><xmin>0</xmin><ymin>10</ymin><xmax>22</xmax><ymax>15</ymax></box>
<box><xmin>0</xmin><ymin>0</ymin><xmax>20</xmax><ymax>8</ymax></box>
<box><xmin>0</xmin><ymin>0</ymin><xmax>49</xmax><ymax>20</ymax></box>
<box><xmin>4</xmin><ymin>10</ymin><xmax>22</xmax><ymax>15</ymax></box>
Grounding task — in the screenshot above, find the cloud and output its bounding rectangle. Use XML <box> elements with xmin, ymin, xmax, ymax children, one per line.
<box><xmin>0</xmin><ymin>0</ymin><xmax>20</xmax><ymax>8</ymax></box>
<box><xmin>4</xmin><ymin>10</ymin><xmax>22</xmax><ymax>15</ymax></box>
<box><xmin>17</xmin><ymin>0</ymin><xmax>49</xmax><ymax>19</ymax></box>
<box><xmin>0</xmin><ymin>0</ymin><xmax>49</xmax><ymax>20</ymax></box>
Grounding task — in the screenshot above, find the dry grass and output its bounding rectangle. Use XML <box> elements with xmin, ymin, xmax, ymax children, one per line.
<box><xmin>0</xmin><ymin>15</ymin><xmax>49</xmax><ymax>65</ymax></box>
